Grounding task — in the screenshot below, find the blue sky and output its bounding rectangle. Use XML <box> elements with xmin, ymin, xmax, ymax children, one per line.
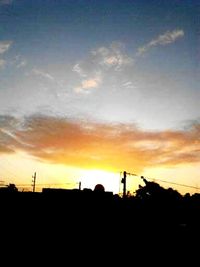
<box><xmin>0</xmin><ymin>0</ymin><xmax>199</xmax><ymax>193</ymax></box>
<box><xmin>0</xmin><ymin>0</ymin><xmax>199</xmax><ymax>130</ymax></box>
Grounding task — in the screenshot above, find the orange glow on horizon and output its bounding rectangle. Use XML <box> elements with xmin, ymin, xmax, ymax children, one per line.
<box><xmin>1</xmin><ymin>151</ymin><xmax>199</xmax><ymax>196</ymax></box>
<box><xmin>0</xmin><ymin>115</ymin><xmax>200</xmax><ymax>195</ymax></box>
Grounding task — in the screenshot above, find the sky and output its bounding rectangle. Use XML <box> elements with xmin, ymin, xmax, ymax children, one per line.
<box><xmin>0</xmin><ymin>0</ymin><xmax>199</xmax><ymax>194</ymax></box>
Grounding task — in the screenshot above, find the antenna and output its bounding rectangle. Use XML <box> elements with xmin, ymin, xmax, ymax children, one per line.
<box><xmin>32</xmin><ymin>172</ymin><xmax>36</xmax><ymax>192</ymax></box>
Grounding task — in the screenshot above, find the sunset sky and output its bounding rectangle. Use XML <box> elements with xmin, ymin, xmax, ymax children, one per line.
<box><xmin>0</xmin><ymin>0</ymin><xmax>199</xmax><ymax>194</ymax></box>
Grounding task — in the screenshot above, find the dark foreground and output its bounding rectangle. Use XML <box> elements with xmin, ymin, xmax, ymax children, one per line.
<box><xmin>1</xmin><ymin>188</ymin><xmax>200</xmax><ymax>262</ymax></box>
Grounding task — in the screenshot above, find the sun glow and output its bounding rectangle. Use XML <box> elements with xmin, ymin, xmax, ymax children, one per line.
<box><xmin>80</xmin><ymin>169</ymin><xmax>120</xmax><ymax>194</ymax></box>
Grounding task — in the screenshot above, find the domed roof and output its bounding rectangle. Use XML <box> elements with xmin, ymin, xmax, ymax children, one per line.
<box><xmin>94</xmin><ymin>184</ymin><xmax>105</xmax><ymax>192</ymax></box>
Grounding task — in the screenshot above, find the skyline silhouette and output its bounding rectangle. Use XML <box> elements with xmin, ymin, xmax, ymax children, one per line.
<box><xmin>0</xmin><ymin>0</ymin><xmax>199</xmax><ymax>196</ymax></box>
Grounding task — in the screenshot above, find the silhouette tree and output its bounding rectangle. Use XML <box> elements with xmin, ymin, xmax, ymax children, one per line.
<box><xmin>135</xmin><ymin>177</ymin><xmax>182</xmax><ymax>202</ymax></box>
<box><xmin>7</xmin><ymin>183</ymin><xmax>18</xmax><ymax>192</ymax></box>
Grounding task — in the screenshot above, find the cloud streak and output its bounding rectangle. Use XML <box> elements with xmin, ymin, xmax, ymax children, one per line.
<box><xmin>0</xmin><ymin>41</ymin><xmax>12</xmax><ymax>54</ymax></box>
<box><xmin>0</xmin><ymin>114</ymin><xmax>199</xmax><ymax>172</ymax></box>
<box><xmin>137</xmin><ymin>29</ymin><xmax>184</xmax><ymax>56</ymax></box>
<box><xmin>31</xmin><ymin>68</ymin><xmax>55</xmax><ymax>81</ymax></box>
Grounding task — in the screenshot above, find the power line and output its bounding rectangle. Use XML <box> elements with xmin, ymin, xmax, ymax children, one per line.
<box><xmin>15</xmin><ymin>182</ymin><xmax>79</xmax><ymax>192</ymax></box>
<box><xmin>146</xmin><ymin>177</ymin><xmax>200</xmax><ymax>190</ymax></box>
<box><xmin>16</xmin><ymin>182</ymin><xmax>78</xmax><ymax>186</ymax></box>
<box><xmin>121</xmin><ymin>170</ymin><xmax>200</xmax><ymax>194</ymax></box>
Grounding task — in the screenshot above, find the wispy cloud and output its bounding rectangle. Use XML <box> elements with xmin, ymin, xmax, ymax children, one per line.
<box><xmin>137</xmin><ymin>29</ymin><xmax>184</xmax><ymax>56</ymax></box>
<box><xmin>74</xmin><ymin>75</ymin><xmax>102</xmax><ymax>93</ymax></box>
<box><xmin>72</xmin><ymin>64</ymin><xmax>87</xmax><ymax>78</ymax></box>
<box><xmin>31</xmin><ymin>68</ymin><xmax>55</xmax><ymax>81</ymax></box>
<box><xmin>0</xmin><ymin>114</ymin><xmax>199</xmax><ymax>172</ymax></box>
<box><xmin>0</xmin><ymin>115</ymin><xmax>20</xmax><ymax>153</ymax></box>
<box><xmin>122</xmin><ymin>81</ymin><xmax>135</xmax><ymax>89</ymax></box>
<box><xmin>17</xmin><ymin>59</ymin><xmax>27</xmax><ymax>69</ymax></box>
<box><xmin>9</xmin><ymin>55</ymin><xmax>27</xmax><ymax>69</ymax></box>
<box><xmin>73</xmin><ymin>30</ymin><xmax>184</xmax><ymax>94</ymax></box>
<box><xmin>0</xmin><ymin>41</ymin><xmax>12</xmax><ymax>69</ymax></box>
<box><xmin>17</xmin><ymin>60</ymin><xmax>27</xmax><ymax>69</ymax></box>
<box><xmin>73</xmin><ymin>42</ymin><xmax>133</xmax><ymax>93</ymax></box>
<box><xmin>92</xmin><ymin>42</ymin><xmax>133</xmax><ymax>70</ymax></box>
<box><xmin>0</xmin><ymin>41</ymin><xmax>12</xmax><ymax>54</ymax></box>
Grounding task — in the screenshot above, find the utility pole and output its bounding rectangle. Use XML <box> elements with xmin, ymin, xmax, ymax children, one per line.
<box><xmin>79</xmin><ymin>181</ymin><xmax>81</xmax><ymax>190</ymax></box>
<box><xmin>32</xmin><ymin>172</ymin><xmax>36</xmax><ymax>192</ymax></box>
<box><xmin>121</xmin><ymin>171</ymin><xmax>137</xmax><ymax>198</ymax></box>
<box><xmin>121</xmin><ymin>171</ymin><xmax>127</xmax><ymax>198</ymax></box>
